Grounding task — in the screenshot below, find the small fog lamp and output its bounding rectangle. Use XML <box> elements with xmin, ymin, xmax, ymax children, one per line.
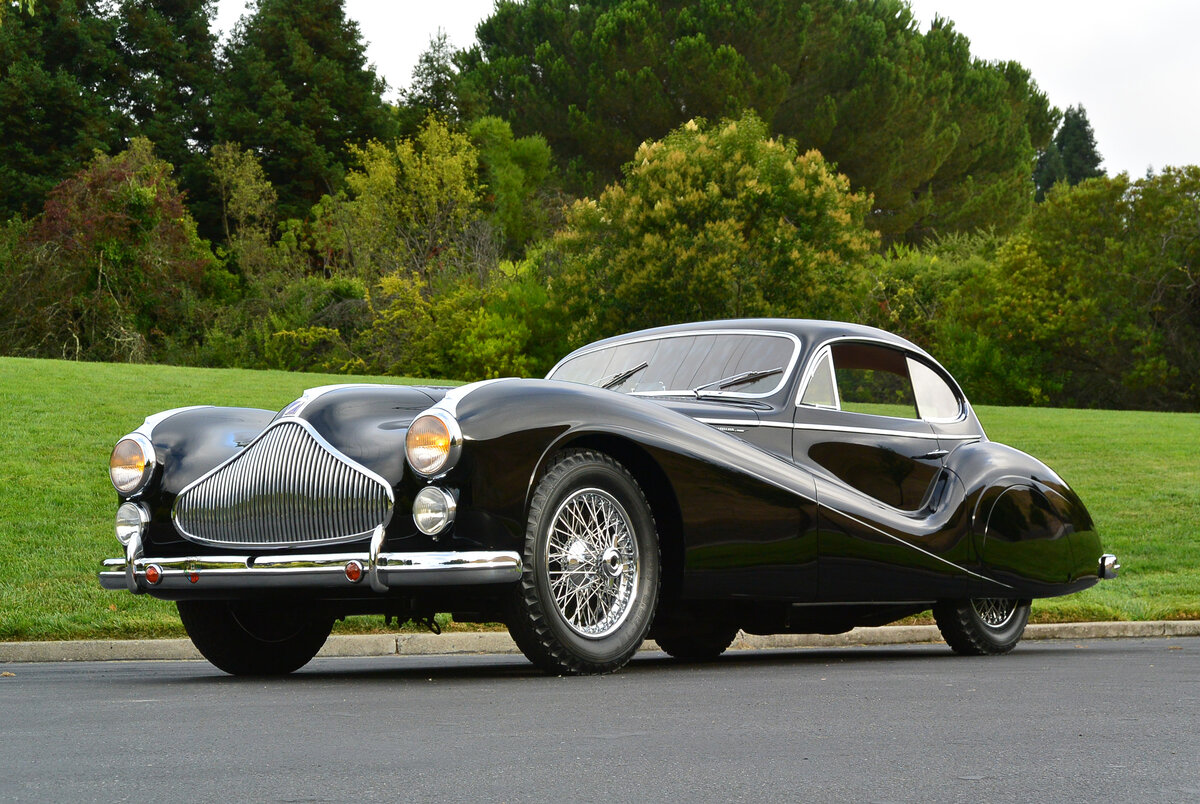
<box><xmin>115</xmin><ymin>502</ymin><xmax>149</xmax><ymax>546</ymax></box>
<box><xmin>412</xmin><ymin>487</ymin><xmax>457</xmax><ymax>535</ymax></box>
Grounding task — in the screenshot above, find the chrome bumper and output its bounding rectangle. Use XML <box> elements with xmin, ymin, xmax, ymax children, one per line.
<box><xmin>99</xmin><ymin>526</ymin><xmax>521</xmax><ymax>595</ymax></box>
<box><xmin>1099</xmin><ymin>553</ymin><xmax>1120</xmax><ymax>580</ymax></box>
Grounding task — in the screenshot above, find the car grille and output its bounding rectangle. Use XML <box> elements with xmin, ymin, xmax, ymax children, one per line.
<box><xmin>173</xmin><ymin>419</ymin><xmax>394</xmax><ymax>548</ymax></box>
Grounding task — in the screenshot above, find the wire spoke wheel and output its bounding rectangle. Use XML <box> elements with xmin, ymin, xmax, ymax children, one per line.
<box><xmin>506</xmin><ymin>449</ymin><xmax>660</xmax><ymax>675</ymax></box>
<box><xmin>545</xmin><ymin>488</ymin><xmax>639</xmax><ymax>638</ymax></box>
<box><xmin>934</xmin><ymin>596</ymin><xmax>1031</xmax><ymax>656</ymax></box>
<box><xmin>971</xmin><ymin>597</ymin><xmax>1019</xmax><ymax>629</ymax></box>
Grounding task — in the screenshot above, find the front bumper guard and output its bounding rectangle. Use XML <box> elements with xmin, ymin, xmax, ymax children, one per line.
<box><xmin>99</xmin><ymin>526</ymin><xmax>521</xmax><ymax>595</ymax></box>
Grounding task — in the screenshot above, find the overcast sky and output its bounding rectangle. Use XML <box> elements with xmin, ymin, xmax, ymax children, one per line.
<box><xmin>214</xmin><ymin>1</ymin><xmax>1200</xmax><ymax>178</ymax></box>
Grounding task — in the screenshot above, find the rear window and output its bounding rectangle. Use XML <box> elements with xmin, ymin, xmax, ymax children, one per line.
<box><xmin>549</xmin><ymin>332</ymin><xmax>799</xmax><ymax>396</ymax></box>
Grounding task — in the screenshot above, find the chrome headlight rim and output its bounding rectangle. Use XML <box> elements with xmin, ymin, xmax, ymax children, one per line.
<box><xmin>115</xmin><ymin>501</ymin><xmax>150</xmax><ymax>546</ymax></box>
<box><xmin>412</xmin><ymin>486</ymin><xmax>458</xmax><ymax>536</ymax></box>
<box><xmin>109</xmin><ymin>432</ymin><xmax>157</xmax><ymax>496</ymax></box>
<box><xmin>405</xmin><ymin>411</ymin><xmax>463</xmax><ymax>478</ymax></box>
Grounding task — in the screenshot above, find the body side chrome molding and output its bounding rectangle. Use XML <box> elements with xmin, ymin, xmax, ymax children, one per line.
<box><xmin>824</xmin><ymin>503</ymin><xmax>1010</xmax><ymax>587</ymax></box>
<box><xmin>696</xmin><ymin>418</ymin><xmax>982</xmax><ymax>442</ymax></box>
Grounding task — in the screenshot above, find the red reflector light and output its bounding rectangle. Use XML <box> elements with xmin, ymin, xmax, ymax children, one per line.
<box><xmin>145</xmin><ymin>564</ymin><xmax>162</xmax><ymax>585</ymax></box>
<box><xmin>345</xmin><ymin>560</ymin><xmax>364</xmax><ymax>583</ymax></box>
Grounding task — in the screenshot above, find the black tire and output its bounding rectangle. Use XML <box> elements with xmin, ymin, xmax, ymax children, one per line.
<box><xmin>507</xmin><ymin>449</ymin><xmax>661</xmax><ymax>675</ymax></box>
<box><xmin>933</xmin><ymin>598</ymin><xmax>1031</xmax><ymax>655</ymax></box>
<box><xmin>655</xmin><ymin>626</ymin><xmax>739</xmax><ymax>662</ymax></box>
<box><xmin>177</xmin><ymin>600</ymin><xmax>333</xmax><ymax>676</ymax></box>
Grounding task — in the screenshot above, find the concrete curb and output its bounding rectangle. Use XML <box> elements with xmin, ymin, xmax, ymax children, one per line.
<box><xmin>3</xmin><ymin>620</ymin><xmax>1198</xmax><ymax>664</ymax></box>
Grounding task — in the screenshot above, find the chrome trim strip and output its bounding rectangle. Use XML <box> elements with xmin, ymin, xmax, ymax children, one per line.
<box><xmin>279</xmin><ymin>383</ymin><xmax>403</xmax><ymax>419</ymax></box>
<box><xmin>435</xmin><ymin>378</ymin><xmax>511</xmax><ymax>418</ymax></box>
<box><xmin>828</xmin><ymin>506</ymin><xmax>1010</xmax><ymax>587</ymax></box>
<box><xmin>136</xmin><ymin>406</ymin><xmax>212</xmax><ymax>438</ymax></box>
<box><xmin>547</xmin><ymin>329</ymin><xmax>803</xmax><ymax>399</ymax></box>
<box><xmin>172</xmin><ymin>416</ymin><xmax>395</xmax><ymax>548</ymax></box>
<box><xmin>696</xmin><ymin>418</ymin><xmax>981</xmax><ymax>441</ymax></box>
<box><xmin>99</xmin><ymin>549</ymin><xmax>522</xmax><ymax>592</ymax></box>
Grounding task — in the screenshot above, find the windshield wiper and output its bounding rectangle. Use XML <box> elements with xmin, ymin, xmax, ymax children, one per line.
<box><xmin>693</xmin><ymin>366</ymin><xmax>784</xmax><ymax>396</ymax></box>
<box><xmin>595</xmin><ymin>361</ymin><xmax>649</xmax><ymax>390</ymax></box>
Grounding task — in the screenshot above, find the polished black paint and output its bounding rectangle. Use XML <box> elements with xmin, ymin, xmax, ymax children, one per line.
<box><xmin>117</xmin><ymin>319</ymin><xmax>1106</xmax><ymax>632</ymax></box>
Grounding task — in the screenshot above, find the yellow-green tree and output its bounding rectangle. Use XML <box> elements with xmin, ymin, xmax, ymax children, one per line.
<box><xmin>940</xmin><ymin>167</ymin><xmax>1200</xmax><ymax>409</ymax></box>
<box><xmin>547</xmin><ymin>112</ymin><xmax>877</xmax><ymax>347</ymax></box>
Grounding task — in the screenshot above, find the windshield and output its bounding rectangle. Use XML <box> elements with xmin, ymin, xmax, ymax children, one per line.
<box><xmin>548</xmin><ymin>331</ymin><xmax>800</xmax><ymax>397</ymax></box>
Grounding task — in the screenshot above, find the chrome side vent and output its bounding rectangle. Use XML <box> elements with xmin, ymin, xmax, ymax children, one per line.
<box><xmin>173</xmin><ymin>419</ymin><xmax>394</xmax><ymax>548</ymax></box>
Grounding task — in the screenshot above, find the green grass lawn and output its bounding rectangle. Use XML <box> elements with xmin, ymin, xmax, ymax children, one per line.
<box><xmin>1</xmin><ymin>356</ymin><xmax>1197</xmax><ymax>641</ymax></box>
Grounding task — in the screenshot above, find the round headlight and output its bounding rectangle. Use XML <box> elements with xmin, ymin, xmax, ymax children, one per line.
<box><xmin>412</xmin><ymin>486</ymin><xmax>457</xmax><ymax>535</ymax></box>
<box><xmin>109</xmin><ymin>434</ymin><xmax>156</xmax><ymax>495</ymax></box>
<box><xmin>115</xmin><ymin>502</ymin><xmax>150</xmax><ymax>546</ymax></box>
<box><xmin>405</xmin><ymin>413</ymin><xmax>462</xmax><ymax>477</ymax></box>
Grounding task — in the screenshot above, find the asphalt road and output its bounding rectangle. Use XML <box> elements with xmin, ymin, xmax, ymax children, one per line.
<box><xmin>2</xmin><ymin>638</ymin><xmax>1196</xmax><ymax>803</ymax></box>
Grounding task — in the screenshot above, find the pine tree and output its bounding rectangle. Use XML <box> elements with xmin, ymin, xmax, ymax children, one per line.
<box><xmin>115</xmin><ymin>0</ymin><xmax>219</xmax><ymax>234</ymax></box>
<box><xmin>1057</xmin><ymin>105</ymin><xmax>1104</xmax><ymax>185</ymax></box>
<box><xmin>1033</xmin><ymin>104</ymin><xmax>1104</xmax><ymax>201</ymax></box>
<box><xmin>0</xmin><ymin>0</ymin><xmax>123</xmax><ymax>219</ymax></box>
<box><xmin>212</xmin><ymin>0</ymin><xmax>397</xmax><ymax>221</ymax></box>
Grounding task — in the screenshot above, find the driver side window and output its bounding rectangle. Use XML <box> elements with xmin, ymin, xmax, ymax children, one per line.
<box><xmin>800</xmin><ymin>342</ymin><xmax>960</xmax><ymax>422</ymax></box>
<box><xmin>830</xmin><ymin>343</ymin><xmax>918</xmax><ymax>419</ymax></box>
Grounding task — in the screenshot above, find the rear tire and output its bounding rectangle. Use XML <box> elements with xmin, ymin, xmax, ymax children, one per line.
<box><xmin>933</xmin><ymin>598</ymin><xmax>1030</xmax><ymax>655</ymax></box>
<box><xmin>507</xmin><ymin>450</ymin><xmax>660</xmax><ymax>675</ymax></box>
<box><xmin>655</xmin><ymin>626</ymin><xmax>739</xmax><ymax>662</ymax></box>
<box><xmin>177</xmin><ymin>600</ymin><xmax>332</xmax><ymax>675</ymax></box>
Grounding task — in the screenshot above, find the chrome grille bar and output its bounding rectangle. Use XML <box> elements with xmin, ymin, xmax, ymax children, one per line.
<box><xmin>173</xmin><ymin>418</ymin><xmax>394</xmax><ymax>548</ymax></box>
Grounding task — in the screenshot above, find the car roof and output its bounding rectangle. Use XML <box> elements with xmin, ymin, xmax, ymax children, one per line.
<box><xmin>563</xmin><ymin>319</ymin><xmax>921</xmax><ymax>359</ymax></box>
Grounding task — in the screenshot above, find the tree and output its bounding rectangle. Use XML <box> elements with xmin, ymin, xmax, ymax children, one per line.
<box><xmin>460</xmin><ymin>0</ymin><xmax>1055</xmax><ymax>244</ymax></box>
<box><xmin>941</xmin><ymin>168</ymin><xmax>1200</xmax><ymax>409</ymax></box>
<box><xmin>0</xmin><ymin>0</ymin><xmax>123</xmax><ymax>219</ymax></box>
<box><xmin>2</xmin><ymin>138</ymin><xmax>221</xmax><ymax>362</ymax></box>
<box><xmin>213</xmin><ymin>0</ymin><xmax>397</xmax><ymax>221</ymax></box>
<box><xmin>0</xmin><ymin>1</ymin><xmax>38</xmax><ymax>23</ymax></box>
<box><xmin>1034</xmin><ymin>104</ymin><xmax>1104</xmax><ymax>201</ymax></box>
<box><xmin>469</xmin><ymin>116</ymin><xmax>556</xmax><ymax>257</ymax></box>
<box><xmin>545</xmin><ymin>112</ymin><xmax>877</xmax><ymax>347</ymax></box>
<box><xmin>114</xmin><ymin>0</ymin><xmax>219</xmax><ymax>234</ymax></box>
<box><xmin>1057</xmin><ymin>105</ymin><xmax>1104</xmax><ymax>184</ymax></box>
<box><xmin>337</xmin><ymin>117</ymin><xmax>489</xmax><ymax>286</ymax></box>
<box><xmin>459</xmin><ymin>0</ymin><xmax>793</xmax><ymax>189</ymax></box>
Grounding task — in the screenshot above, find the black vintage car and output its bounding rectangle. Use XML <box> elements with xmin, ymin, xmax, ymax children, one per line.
<box><xmin>101</xmin><ymin>319</ymin><xmax>1118</xmax><ymax>675</ymax></box>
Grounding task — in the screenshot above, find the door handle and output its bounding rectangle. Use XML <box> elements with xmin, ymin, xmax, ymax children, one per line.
<box><xmin>912</xmin><ymin>449</ymin><xmax>949</xmax><ymax>460</ymax></box>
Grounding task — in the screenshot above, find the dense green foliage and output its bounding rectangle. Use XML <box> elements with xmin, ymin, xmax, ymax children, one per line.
<box><xmin>0</xmin><ymin>0</ymin><xmax>1197</xmax><ymax>410</ymax></box>
<box><xmin>546</xmin><ymin>113</ymin><xmax>877</xmax><ymax>344</ymax></box>
<box><xmin>460</xmin><ymin>0</ymin><xmax>1055</xmax><ymax>244</ymax></box>
<box><xmin>2</xmin><ymin>356</ymin><xmax>1195</xmax><ymax>641</ymax></box>
<box><xmin>212</xmin><ymin>0</ymin><xmax>397</xmax><ymax>220</ymax></box>
<box><xmin>0</xmin><ymin>0</ymin><xmax>124</xmax><ymax>218</ymax></box>
<box><xmin>114</xmin><ymin>0</ymin><xmax>219</xmax><ymax>231</ymax></box>
<box><xmin>1</xmin><ymin>139</ymin><xmax>222</xmax><ymax>362</ymax></box>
